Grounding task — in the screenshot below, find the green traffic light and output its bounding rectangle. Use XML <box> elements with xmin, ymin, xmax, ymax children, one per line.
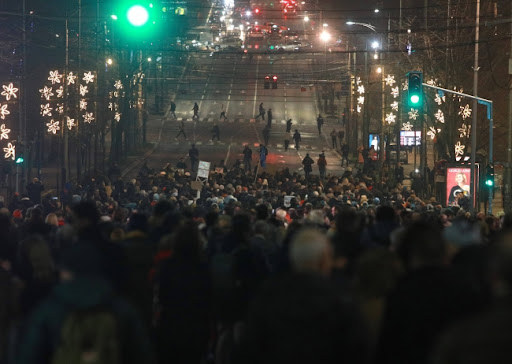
<box><xmin>15</xmin><ymin>157</ymin><xmax>24</xmax><ymax>164</ymax></box>
<box><xmin>127</xmin><ymin>5</ymin><xmax>149</xmax><ymax>26</ymax></box>
<box><xmin>485</xmin><ymin>179</ymin><xmax>494</xmax><ymax>187</ymax></box>
<box><xmin>410</xmin><ymin>95</ymin><xmax>420</xmax><ymax>104</ymax></box>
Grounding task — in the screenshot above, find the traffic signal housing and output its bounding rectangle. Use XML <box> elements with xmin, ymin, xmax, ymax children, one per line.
<box><xmin>485</xmin><ymin>164</ymin><xmax>494</xmax><ymax>187</ymax></box>
<box><xmin>407</xmin><ymin>71</ymin><xmax>423</xmax><ymax>108</ymax></box>
<box><xmin>272</xmin><ymin>75</ymin><xmax>278</xmax><ymax>89</ymax></box>
<box><xmin>113</xmin><ymin>1</ymin><xmax>162</xmax><ymax>42</ymax></box>
<box><xmin>264</xmin><ymin>76</ymin><xmax>270</xmax><ymax>89</ymax></box>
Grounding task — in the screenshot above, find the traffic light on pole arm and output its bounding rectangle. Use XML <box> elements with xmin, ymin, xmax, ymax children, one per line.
<box><xmin>485</xmin><ymin>164</ymin><xmax>494</xmax><ymax>187</ymax></box>
<box><xmin>407</xmin><ymin>71</ymin><xmax>423</xmax><ymax>108</ymax></box>
<box><xmin>113</xmin><ymin>1</ymin><xmax>162</xmax><ymax>41</ymax></box>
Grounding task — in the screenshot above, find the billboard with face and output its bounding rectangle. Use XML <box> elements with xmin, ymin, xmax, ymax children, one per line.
<box><xmin>446</xmin><ymin>167</ymin><xmax>472</xmax><ymax>206</ymax></box>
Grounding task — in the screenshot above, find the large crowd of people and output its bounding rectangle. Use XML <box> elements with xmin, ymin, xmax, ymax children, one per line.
<box><xmin>1</xmin><ymin>159</ymin><xmax>511</xmax><ymax>364</ymax></box>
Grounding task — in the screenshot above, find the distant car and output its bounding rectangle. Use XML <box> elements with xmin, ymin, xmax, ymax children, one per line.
<box><xmin>212</xmin><ymin>37</ymin><xmax>243</xmax><ymax>51</ymax></box>
<box><xmin>275</xmin><ymin>40</ymin><xmax>311</xmax><ymax>52</ymax></box>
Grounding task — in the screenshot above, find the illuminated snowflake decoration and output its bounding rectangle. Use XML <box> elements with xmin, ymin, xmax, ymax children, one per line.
<box><xmin>80</xmin><ymin>99</ymin><xmax>88</xmax><ymax>110</ymax></box>
<box><xmin>459</xmin><ymin>104</ymin><xmax>472</xmax><ymax>120</ymax></box>
<box><xmin>385</xmin><ymin>113</ymin><xmax>396</xmax><ymax>124</ymax></box>
<box><xmin>357</xmin><ymin>85</ymin><xmax>365</xmax><ymax>94</ymax></box>
<box><xmin>114</xmin><ymin>112</ymin><xmax>121</xmax><ymax>122</ymax></box>
<box><xmin>82</xmin><ymin>71</ymin><xmax>95</xmax><ymax>84</ymax></box>
<box><xmin>402</xmin><ymin>80</ymin><xmax>408</xmax><ymax>91</ymax></box>
<box><xmin>426</xmin><ymin>78</ymin><xmax>439</xmax><ymax>86</ymax></box>
<box><xmin>108</xmin><ymin>102</ymin><xmax>114</xmax><ymax>111</ymax></box>
<box><xmin>427</xmin><ymin>127</ymin><xmax>441</xmax><ymax>140</ymax></box>
<box><xmin>40</xmin><ymin>103</ymin><xmax>52</xmax><ymax>116</ymax></box>
<box><xmin>1</xmin><ymin>83</ymin><xmax>18</xmax><ymax>100</ymax></box>
<box><xmin>357</xmin><ymin>96</ymin><xmax>365</xmax><ymax>105</ymax></box>
<box><xmin>454</xmin><ymin>141</ymin><xmax>465</xmax><ymax>157</ymax></box>
<box><xmin>56</xmin><ymin>86</ymin><xmax>64</xmax><ymax>98</ymax></box>
<box><xmin>435</xmin><ymin>109</ymin><xmax>445</xmax><ymax>123</ymax></box>
<box><xmin>113</xmin><ymin>91</ymin><xmax>119</xmax><ymax>98</ymax></box>
<box><xmin>48</xmin><ymin>70</ymin><xmax>62</xmax><ymax>84</ymax></box>
<box><xmin>390</xmin><ymin>101</ymin><xmax>399</xmax><ymax>111</ymax></box>
<box><xmin>402</xmin><ymin>122</ymin><xmax>413</xmax><ymax>131</ymax></box>
<box><xmin>384</xmin><ymin>75</ymin><xmax>396</xmax><ymax>86</ymax></box>
<box><xmin>66</xmin><ymin>116</ymin><xmax>76</xmax><ymax>130</ymax></box>
<box><xmin>391</xmin><ymin>87</ymin><xmax>399</xmax><ymax>98</ymax></box>
<box><xmin>56</xmin><ymin>104</ymin><xmax>64</xmax><ymax>115</ymax></box>
<box><xmin>357</xmin><ymin>105</ymin><xmax>362</xmax><ymax>113</ymax></box>
<box><xmin>434</xmin><ymin>93</ymin><xmax>445</xmax><ymax>105</ymax></box>
<box><xmin>79</xmin><ymin>84</ymin><xmax>89</xmax><ymax>97</ymax></box>
<box><xmin>0</xmin><ymin>104</ymin><xmax>10</xmax><ymax>119</ymax></box>
<box><xmin>454</xmin><ymin>87</ymin><xmax>464</xmax><ymax>102</ymax></box>
<box><xmin>67</xmin><ymin>72</ymin><xmax>77</xmax><ymax>85</ymax></box>
<box><xmin>356</xmin><ymin>77</ymin><xmax>362</xmax><ymax>85</ymax></box>
<box><xmin>114</xmin><ymin>80</ymin><xmax>123</xmax><ymax>90</ymax></box>
<box><xmin>39</xmin><ymin>86</ymin><xmax>54</xmax><ymax>100</ymax></box>
<box><xmin>458</xmin><ymin>123</ymin><xmax>471</xmax><ymax>138</ymax></box>
<box><xmin>0</xmin><ymin>124</ymin><xmax>10</xmax><ymax>140</ymax></box>
<box><xmin>408</xmin><ymin>108</ymin><xmax>419</xmax><ymax>121</ymax></box>
<box><xmin>83</xmin><ymin>112</ymin><xmax>94</xmax><ymax>123</ymax></box>
<box><xmin>46</xmin><ymin>119</ymin><xmax>60</xmax><ymax>134</ymax></box>
<box><xmin>3</xmin><ymin>142</ymin><xmax>15</xmax><ymax>160</ymax></box>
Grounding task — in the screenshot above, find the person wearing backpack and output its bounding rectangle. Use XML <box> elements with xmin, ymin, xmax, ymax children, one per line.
<box><xmin>17</xmin><ymin>241</ymin><xmax>156</xmax><ymax>364</ymax></box>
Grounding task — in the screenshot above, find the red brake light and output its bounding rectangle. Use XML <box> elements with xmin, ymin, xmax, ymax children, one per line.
<box><xmin>265</xmin><ymin>76</ymin><xmax>270</xmax><ymax>81</ymax></box>
<box><xmin>255</xmin><ymin>8</ymin><xmax>260</xmax><ymax>13</ymax></box>
<box><xmin>273</xmin><ymin>75</ymin><xmax>278</xmax><ymax>81</ymax></box>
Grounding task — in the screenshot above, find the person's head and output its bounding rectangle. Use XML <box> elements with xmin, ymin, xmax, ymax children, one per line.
<box><xmin>455</xmin><ymin>172</ymin><xmax>467</xmax><ymax>186</ymax></box>
<box><xmin>45</xmin><ymin>212</ymin><xmax>59</xmax><ymax>227</ymax></box>
<box><xmin>289</xmin><ymin>228</ymin><xmax>333</xmax><ymax>277</ymax></box>
<box><xmin>191</xmin><ymin>143</ymin><xmax>195</xmax><ymax>148</ymax></box>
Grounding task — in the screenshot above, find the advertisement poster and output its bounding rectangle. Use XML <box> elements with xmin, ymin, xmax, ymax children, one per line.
<box><xmin>445</xmin><ymin>167</ymin><xmax>473</xmax><ymax>206</ymax></box>
<box><xmin>368</xmin><ymin>134</ymin><xmax>380</xmax><ymax>151</ymax></box>
<box><xmin>400</xmin><ymin>130</ymin><xmax>422</xmax><ymax>146</ymax></box>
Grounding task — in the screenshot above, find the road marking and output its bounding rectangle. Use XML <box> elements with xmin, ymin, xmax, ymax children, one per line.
<box><xmin>252</xmin><ymin>58</ymin><xmax>259</xmax><ymax>118</ymax></box>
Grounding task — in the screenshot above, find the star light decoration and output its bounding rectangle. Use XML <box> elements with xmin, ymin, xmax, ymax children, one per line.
<box><xmin>80</xmin><ymin>99</ymin><xmax>88</xmax><ymax>110</ymax></box>
<box><xmin>114</xmin><ymin>80</ymin><xmax>123</xmax><ymax>90</ymax></box>
<box><xmin>454</xmin><ymin>141</ymin><xmax>465</xmax><ymax>157</ymax></box>
<box><xmin>56</xmin><ymin>104</ymin><xmax>64</xmax><ymax>115</ymax></box>
<box><xmin>79</xmin><ymin>84</ymin><xmax>89</xmax><ymax>97</ymax></box>
<box><xmin>46</xmin><ymin>119</ymin><xmax>60</xmax><ymax>134</ymax></box>
<box><xmin>3</xmin><ymin>142</ymin><xmax>15</xmax><ymax>160</ymax></box>
<box><xmin>459</xmin><ymin>104</ymin><xmax>472</xmax><ymax>120</ymax></box>
<box><xmin>56</xmin><ymin>86</ymin><xmax>64</xmax><ymax>98</ymax></box>
<box><xmin>426</xmin><ymin>78</ymin><xmax>439</xmax><ymax>86</ymax></box>
<box><xmin>434</xmin><ymin>93</ymin><xmax>445</xmax><ymax>105</ymax></box>
<box><xmin>0</xmin><ymin>104</ymin><xmax>10</xmax><ymax>119</ymax></box>
<box><xmin>83</xmin><ymin>112</ymin><xmax>94</xmax><ymax>123</ymax></box>
<box><xmin>391</xmin><ymin>87</ymin><xmax>399</xmax><ymax>98</ymax></box>
<box><xmin>357</xmin><ymin>85</ymin><xmax>365</xmax><ymax>94</ymax></box>
<box><xmin>408</xmin><ymin>108</ymin><xmax>419</xmax><ymax>121</ymax></box>
<box><xmin>82</xmin><ymin>71</ymin><xmax>95</xmax><ymax>84</ymax></box>
<box><xmin>40</xmin><ymin>103</ymin><xmax>52</xmax><ymax>117</ymax></box>
<box><xmin>39</xmin><ymin>86</ymin><xmax>54</xmax><ymax>100</ymax></box>
<box><xmin>67</xmin><ymin>72</ymin><xmax>77</xmax><ymax>85</ymax></box>
<box><xmin>427</xmin><ymin>127</ymin><xmax>441</xmax><ymax>140</ymax></box>
<box><xmin>0</xmin><ymin>124</ymin><xmax>10</xmax><ymax>140</ymax></box>
<box><xmin>357</xmin><ymin>96</ymin><xmax>365</xmax><ymax>105</ymax></box>
<box><xmin>384</xmin><ymin>74</ymin><xmax>396</xmax><ymax>86</ymax></box>
<box><xmin>435</xmin><ymin>109</ymin><xmax>445</xmax><ymax>123</ymax></box>
<box><xmin>385</xmin><ymin>113</ymin><xmax>396</xmax><ymax>124</ymax></box>
<box><xmin>108</xmin><ymin>102</ymin><xmax>114</xmax><ymax>111</ymax></box>
<box><xmin>454</xmin><ymin>87</ymin><xmax>464</xmax><ymax>102</ymax></box>
<box><xmin>402</xmin><ymin>80</ymin><xmax>408</xmax><ymax>91</ymax></box>
<box><xmin>458</xmin><ymin>123</ymin><xmax>471</xmax><ymax>138</ymax></box>
<box><xmin>402</xmin><ymin>122</ymin><xmax>413</xmax><ymax>131</ymax></box>
<box><xmin>1</xmin><ymin>83</ymin><xmax>18</xmax><ymax>100</ymax></box>
<box><xmin>114</xmin><ymin>112</ymin><xmax>121</xmax><ymax>122</ymax></box>
<box><xmin>66</xmin><ymin>116</ymin><xmax>76</xmax><ymax>130</ymax></box>
<box><xmin>357</xmin><ymin>105</ymin><xmax>362</xmax><ymax>113</ymax></box>
<box><xmin>48</xmin><ymin>70</ymin><xmax>62</xmax><ymax>84</ymax></box>
<box><xmin>390</xmin><ymin>101</ymin><xmax>399</xmax><ymax>111</ymax></box>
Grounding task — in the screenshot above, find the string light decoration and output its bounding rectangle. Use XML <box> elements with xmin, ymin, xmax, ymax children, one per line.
<box><xmin>385</xmin><ymin>113</ymin><xmax>396</xmax><ymax>124</ymax></box>
<box><xmin>458</xmin><ymin>123</ymin><xmax>471</xmax><ymax>138</ymax></box>
<box><xmin>1</xmin><ymin>83</ymin><xmax>18</xmax><ymax>100</ymax></box>
<box><xmin>0</xmin><ymin>104</ymin><xmax>10</xmax><ymax>119</ymax></box>
<box><xmin>427</xmin><ymin>127</ymin><xmax>441</xmax><ymax>140</ymax></box>
<box><xmin>46</xmin><ymin>119</ymin><xmax>60</xmax><ymax>134</ymax></box>
<box><xmin>0</xmin><ymin>124</ymin><xmax>10</xmax><ymax>140</ymax></box>
<box><xmin>384</xmin><ymin>75</ymin><xmax>396</xmax><ymax>86</ymax></box>
<box><xmin>67</xmin><ymin>72</ymin><xmax>77</xmax><ymax>85</ymax></box>
<box><xmin>435</xmin><ymin>109</ymin><xmax>445</xmax><ymax>123</ymax></box>
<box><xmin>391</xmin><ymin>87</ymin><xmax>399</xmax><ymax>98</ymax></box>
<box><xmin>454</xmin><ymin>141</ymin><xmax>465</xmax><ymax>157</ymax></box>
<box><xmin>0</xmin><ymin>82</ymin><xmax>18</xmax><ymax>161</ymax></box>
<box><xmin>459</xmin><ymin>104</ymin><xmax>472</xmax><ymax>120</ymax></box>
<box><xmin>402</xmin><ymin>122</ymin><xmax>413</xmax><ymax>131</ymax></box>
<box><xmin>39</xmin><ymin>86</ymin><xmax>54</xmax><ymax>100</ymax></box>
<box><xmin>408</xmin><ymin>108</ymin><xmax>419</xmax><ymax>121</ymax></box>
<box><xmin>83</xmin><ymin>112</ymin><xmax>95</xmax><ymax>123</ymax></box>
<box><xmin>82</xmin><ymin>71</ymin><xmax>95</xmax><ymax>84</ymax></box>
<box><xmin>434</xmin><ymin>93</ymin><xmax>445</xmax><ymax>105</ymax></box>
<box><xmin>48</xmin><ymin>70</ymin><xmax>62</xmax><ymax>84</ymax></box>
<box><xmin>3</xmin><ymin>142</ymin><xmax>15</xmax><ymax>160</ymax></box>
<box><xmin>390</xmin><ymin>101</ymin><xmax>399</xmax><ymax>111</ymax></box>
<box><xmin>66</xmin><ymin>117</ymin><xmax>76</xmax><ymax>130</ymax></box>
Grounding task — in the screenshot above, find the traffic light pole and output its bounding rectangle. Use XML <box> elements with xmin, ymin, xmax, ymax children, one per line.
<box><xmin>422</xmin><ymin>83</ymin><xmax>493</xmax><ymax>213</ymax></box>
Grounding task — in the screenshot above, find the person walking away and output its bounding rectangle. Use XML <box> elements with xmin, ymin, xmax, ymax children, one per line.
<box><xmin>262</xmin><ymin>125</ymin><xmax>270</xmax><ymax>146</ymax></box>
<box><xmin>316</xmin><ymin>114</ymin><xmax>324</xmax><ymax>135</ymax></box>
<box><xmin>330</xmin><ymin>129</ymin><xmax>337</xmax><ymax>149</ymax></box>
<box><xmin>189</xmin><ymin>143</ymin><xmax>199</xmax><ymax>172</ymax></box>
<box><xmin>267</xmin><ymin>108</ymin><xmax>273</xmax><ymax>128</ymax></box>
<box><xmin>293</xmin><ymin>129</ymin><xmax>301</xmax><ymax>150</ymax></box>
<box><xmin>211</xmin><ymin>124</ymin><xmax>220</xmax><ymax>142</ymax></box>
<box><xmin>256</xmin><ymin>103</ymin><xmax>265</xmax><ymax>120</ymax></box>
<box><xmin>219</xmin><ymin>104</ymin><xmax>227</xmax><ymax>121</ymax></box>
<box><xmin>175</xmin><ymin>120</ymin><xmax>187</xmax><ymax>140</ymax></box>
<box><xmin>337</xmin><ymin>130</ymin><xmax>345</xmax><ymax>147</ymax></box>
<box><xmin>341</xmin><ymin>143</ymin><xmax>350</xmax><ymax>167</ymax></box>
<box><xmin>170</xmin><ymin>100</ymin><xmax>177</xmax><ymax>119</ymax></box>
<box><xmin>192</xmin><ymin>102</ymin><xmax>199</xmax><ymax>120</ymax></box>
<box><xmin>243</xmin><ymin>145</ymin><xmax>253</xmax><ymax>172</ymax></box>
<box><xmin>259</xmin><ymin>144</ymin><xmax>268</xmax><ymax>168</ymax></box>
<box><xmin>317</xmin><ymin>152</ymin><xmax>327</xmax><ymax>179</ymax></box>
<box><xmin>26</xmin><ymin>177</ymin><xmax>44</xmax><ymax>204</ymax></box>
<box><xmin>302</xmin><ymin>153</ymin><xmax>314</xmax><ymax>179</ymax></box>
<box><xmin>286</xmin><ymin>118</ymin><xmax>292</xmax><ymax>133</ymax></box>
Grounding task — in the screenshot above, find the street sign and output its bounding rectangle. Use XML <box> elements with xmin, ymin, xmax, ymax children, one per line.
<box><xmin>197</xmin><ymin>160</ymin><xmax>211</xmax><ymax>179</ymax></box>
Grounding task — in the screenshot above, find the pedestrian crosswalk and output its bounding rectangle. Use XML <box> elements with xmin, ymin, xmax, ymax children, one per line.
<box><xmin>169</xmin><ymin>138</ymin><xmax>322</xmax><ymax>151</ymax></box>
<box><xmin>167</xmin><ymin>116</ymin><xmax>293</xmax><ymax>124</ymax></box>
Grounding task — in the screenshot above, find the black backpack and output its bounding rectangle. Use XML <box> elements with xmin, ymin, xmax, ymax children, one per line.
<box><xmin>52</xmin><ymin>305</ymin><xmax>120</xmax><ymax>364</ymax></box>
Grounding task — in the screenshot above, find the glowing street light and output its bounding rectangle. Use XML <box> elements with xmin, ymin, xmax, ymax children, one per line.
<box><xmin>320</xmin><ymin>31</ymin><xmax>331</xmax><ymax>42</ymax></box>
